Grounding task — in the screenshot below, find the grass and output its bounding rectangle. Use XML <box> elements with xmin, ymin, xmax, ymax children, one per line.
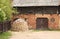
<box><xmin>0</xmin><ymin>31</ymin><xmax>11</xmax><ymax>39</ymax></box>
<box><xmin>32</xmin><ymin>29</ymin><xmax>60</xmax><ymax>32</ymax></box>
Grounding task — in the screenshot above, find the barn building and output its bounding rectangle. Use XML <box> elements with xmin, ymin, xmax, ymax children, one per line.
<box><xmin>12</xmin><ymin>0</ymin><xmax>60</xmax><ymax>30</ymax></box>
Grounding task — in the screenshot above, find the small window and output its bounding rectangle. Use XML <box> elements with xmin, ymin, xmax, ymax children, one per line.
<box><xmin>50</xmin><ymin>18</ymin><xmax>55</xmax><ymax>22</ymax></box>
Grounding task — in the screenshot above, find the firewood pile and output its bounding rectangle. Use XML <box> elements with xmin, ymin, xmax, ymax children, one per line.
<box><xmin>11</xmin><ymin>18</ymin><xmax>29</xmax><ymax>31</ymax></box>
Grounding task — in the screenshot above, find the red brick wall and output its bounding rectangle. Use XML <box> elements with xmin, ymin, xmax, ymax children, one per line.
<box><xmin>58</xmin><ymin>14</ymin><xmax>60</xmax><ymax>29</ymax></box>
<box><xmin>12</xmin><ymin>14</ymin><xmax>59</xmax><ymax>29</ymax></box>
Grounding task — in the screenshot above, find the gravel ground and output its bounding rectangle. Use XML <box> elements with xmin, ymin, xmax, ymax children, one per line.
<box><xmin>10</xmin><ymin>31</ymin><xmax>60</xmax><ymax>39</ymax></box>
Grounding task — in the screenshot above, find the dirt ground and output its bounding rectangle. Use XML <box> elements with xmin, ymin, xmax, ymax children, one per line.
<box><xmin>10</xmin><ymin>31</ymin><xmax>60</xmax><ymax>39</ymax></box>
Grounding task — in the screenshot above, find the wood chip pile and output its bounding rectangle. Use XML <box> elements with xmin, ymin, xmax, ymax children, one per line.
<box><xmin>11</xmin><ymin>18</ymin><xmax>29</xmax><ymax>31</ymax></box>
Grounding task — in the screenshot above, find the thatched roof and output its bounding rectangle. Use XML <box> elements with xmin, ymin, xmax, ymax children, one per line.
<box><xmin>13</xmin><ymin>0</ymin><xmax>59</xmax><ymax>7</ymax></box>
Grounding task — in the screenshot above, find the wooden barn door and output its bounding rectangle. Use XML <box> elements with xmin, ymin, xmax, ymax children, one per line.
<box><xmin>36</xmin><ymin>18</ymin><xmax>48</xmax><ymax>30</ymax></box>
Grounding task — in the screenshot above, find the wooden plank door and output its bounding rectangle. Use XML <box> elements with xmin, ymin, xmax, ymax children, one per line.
<box><xmin>36</xmin><ymin>18</ymin><xmax>48</xmax><ymax>30</ymax></box>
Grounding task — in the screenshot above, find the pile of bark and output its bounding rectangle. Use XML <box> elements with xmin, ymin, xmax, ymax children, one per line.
<box><xmin>11</xmin><ymin>18</ymin><xmax>29</xmax><ymax>31</ymax></box>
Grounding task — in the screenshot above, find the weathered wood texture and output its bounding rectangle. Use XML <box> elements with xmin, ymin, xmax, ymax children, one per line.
<box><xmin>0</xmin><ymin>21</ymin><xmax>11</xmax><ymax>32</ymax></box>
<box><xmin>13</xmin><ymin>0</ymin><xmax>59</xmax><ymax>6</ymax></box>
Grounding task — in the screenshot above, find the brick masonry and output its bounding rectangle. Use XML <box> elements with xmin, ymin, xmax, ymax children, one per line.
<box><xmin>12</xmin><ymin>14</ymin><xmax>60</xmax><ymax>29</ymax></box>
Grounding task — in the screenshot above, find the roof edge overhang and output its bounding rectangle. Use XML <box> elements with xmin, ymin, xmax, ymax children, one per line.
<box><xmin>13</xmin><ymin>5</ymin><xmax>59</xmax><ymax>7</ymax></box>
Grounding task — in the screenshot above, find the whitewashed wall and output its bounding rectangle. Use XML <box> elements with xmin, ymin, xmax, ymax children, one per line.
<box><xmin>13</xmin><ymin>0</ymin><xmax>59</xmax><ymax>6</ymax></box>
